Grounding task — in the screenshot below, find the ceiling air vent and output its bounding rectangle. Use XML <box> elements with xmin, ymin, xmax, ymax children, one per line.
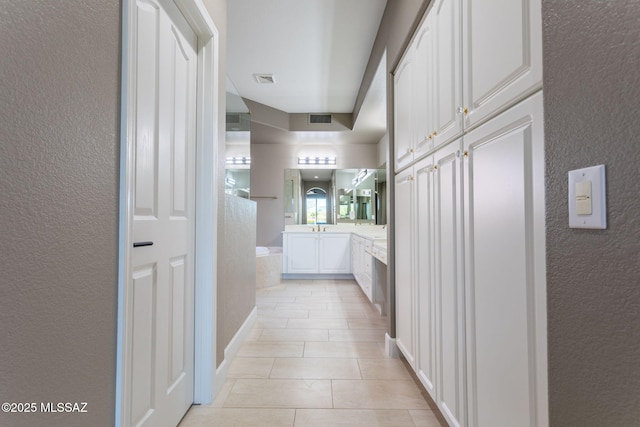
<box><xmin>254</xmin><ymin>74</ymin><xmax>275</xmax><ymax>84</ymax></box>
<box><xmin>226</xmin><ymin>113</ymin><xmax>241</xmax><ymax>124</ymax></box>
<box><xmin>308</xmin><ymin>114</ymin><xmax>333</xmax><ymax>124</ymax></box>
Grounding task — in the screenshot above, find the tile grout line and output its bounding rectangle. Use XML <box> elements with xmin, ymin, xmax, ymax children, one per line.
<box><xmin>330</xmin><ymin>379</ymin><xmax>334</xmax><ymax>409</ymax></box>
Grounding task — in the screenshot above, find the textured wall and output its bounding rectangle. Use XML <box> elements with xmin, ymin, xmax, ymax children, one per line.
<box><xmin>353</xmin><ymin>0</ymin><xmax>429</xmax><ymax>120</ymax></box>
<box><xmin>0</xmin><ymin>1</ymin><xmax>121</xmax><ymax>426</ymax></box>
<box><xmin>216</xmin><ymin>196</ymin><xmax>256</xmax><ymax>365</ymax></box>
<box><xmin>543</xmin><ymin>1</ymin><xmax>640</xmax><ymax>425</ymax></box>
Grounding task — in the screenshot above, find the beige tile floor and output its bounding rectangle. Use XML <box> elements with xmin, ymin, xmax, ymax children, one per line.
<box><xmin>179</xmin><ymin>279</ymin><xmax>448</xmax><ymax>427</ymax></box>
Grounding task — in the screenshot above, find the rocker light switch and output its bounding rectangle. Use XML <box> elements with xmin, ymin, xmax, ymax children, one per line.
<box><xmin>568</xmin><ymin>165</ymin><xmax>606</xmax><ymax>229</ymax></box>
<box><xmin>575</xmin><ymin>180</ymin><xmax>592</xmax><ymax>215</ymax></box>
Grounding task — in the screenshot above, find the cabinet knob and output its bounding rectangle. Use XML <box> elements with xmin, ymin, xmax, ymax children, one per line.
<box><xmin>433</xmin><ymin>131</ymin><xmax>438</xmax><ymax>136</ymax></box>
<box><xmin>428</xmin><ymin>134</ymin><xmax>432</xmax><ymax>140</ymax></box>
<box><xmin>463</xmin><ymin>107</ymin><xmax>469</xmax><ymax>115</ymax></box>
<box><xmin>463</xmin><ymin>150</ymin><xmax>469</xmax><ymax>158</ymax></box>
<box><xmin>410</xmin><ymin>148</ymin><xmax>414</xmax><ymax>153</ymax></box>
<box><xmin>434</xmin><ymin>165</ymin><xmax>438</xmax><ymax>171</ymax></box>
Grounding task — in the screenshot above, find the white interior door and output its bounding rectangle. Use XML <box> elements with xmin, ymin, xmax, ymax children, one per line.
<box><xmin>126</xmin><ymin>0</ymin><xmax>198</xmax><ymax>426</ymax></box>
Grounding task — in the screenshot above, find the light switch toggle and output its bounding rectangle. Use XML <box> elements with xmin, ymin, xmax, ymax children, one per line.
<box><xmin>575</xmin><ymin>180</ymin><xmax>592</xmax><ymax>215</ymax></box>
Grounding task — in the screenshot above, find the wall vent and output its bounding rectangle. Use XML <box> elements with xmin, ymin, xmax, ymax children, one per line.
<box><xmin>254</xmin><ymin>74</ymin><xmax>275</xmax><ymax>84</ymax></box>
<box><xmin>308</xmin><ymin>114</ymin><xmax>333</xmax><ymax>124</ymax></box>
<box><xmin>226</xmin><ymin>113</ymin><xmax>241</xmax><ymax>124</ymax></box>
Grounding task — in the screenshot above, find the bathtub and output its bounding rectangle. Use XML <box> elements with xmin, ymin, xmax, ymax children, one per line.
<box><xmin>256</xmin><ymin>246</ymin><xmax>282</xmax><ymax>288</ymax></box>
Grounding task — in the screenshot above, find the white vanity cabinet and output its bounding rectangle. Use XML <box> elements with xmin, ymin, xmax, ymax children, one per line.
<box><xmin>461</xmin><ymin>0</ymin><xmax>542</xmax><ymax>129</ymax></box>
<box><xmin>351</xmin><ymin>234</ymin><xmax>373</xmax><ymax>301</ymax></box>
<box><xmin>283</xmin><ymin>233</ymin><xmax>351</xmax><ymax>275</ymax></box>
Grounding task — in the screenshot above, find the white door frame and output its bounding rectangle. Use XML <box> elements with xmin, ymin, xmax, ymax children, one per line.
<box><xmin>116</xmin><ymin>0</ymin><xmax>220</xmax><ymax>424</ymax></box>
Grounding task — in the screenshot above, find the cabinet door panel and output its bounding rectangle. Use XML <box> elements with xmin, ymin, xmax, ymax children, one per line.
<box><xmin>462</xmin><ymin>0</ymin><xmax>542</xmax><ymax>129</ymax></box>
<box><xmin>433</xmin><ymin>0</ymin><xmax>463</xmax><ymax>148</ymax></box>
<box><xmin>413</xmin><ymin>13</ymin><xmax>435</xmax><ymax>158</ymax></box>
<box><xmin>394</xmin><ymin>54</ymin><xmax>415</xmax><ymax>172</ymax></box>
<box><xmin>463</xmin><ymin>92</ymin><xmax>547</xmax><ymax>427</ymax></box>
<box><xmin>319</xmin><ymin>234</ymin><xmax>351</xmax><ymax>274</ymax></box>
<box><xmin>415</xmin><ymin>156</ymin><xmax>436</xmax><ymax>398</ymax></box>
<box><xmin>286</xmin><ymin>234</ymin><xmax>318</xmax><ymax>274</ymax></box>
<box><xmin>394</xmin><ymin>167</ymin><xmax>415</xmax><ymax>366</ymax></box>
<box><xmin>434</xmin><ymin>140</ymin><xmax>465</xmax><ymax>427</ymax></box>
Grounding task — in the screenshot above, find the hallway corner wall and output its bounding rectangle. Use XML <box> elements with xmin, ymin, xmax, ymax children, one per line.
<box><xmin>216</xmin><ymin>195</ymin><xmax>257</xmax><ymax>367</ymax></box>
<box><xmin>0</xmin><ymin>0</ymin><xmax>122</xmax><ymax>425</ymax></box>
<box><xmin>543</xmin><ymin>1</ymin><xmax>640</xmax><ymax>425</ymax></box>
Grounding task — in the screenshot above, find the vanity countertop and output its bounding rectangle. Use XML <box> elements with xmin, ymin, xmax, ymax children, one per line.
<box><xmin>283</xmin><ymin>224</ymin><xmax>387</xmax><ymax>239</ymax></box>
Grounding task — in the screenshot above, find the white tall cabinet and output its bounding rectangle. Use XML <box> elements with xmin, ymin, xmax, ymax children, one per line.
<box><xmin>394</xmin><ymin>167</ymin><xmax>416</xmax><ymax>367</ymax></box>
<box><xmin>415</xmin><ymin>156</ymin><xmax>436</xmax><ymax>398</ymax></box>
<box><xmin>461</xmin><ymin>0</ymin><xmax>542</xmax><ymax>129</ymax></box>
<box><xmin>432</xmin><ymin>0</ymin><xmax>463</xmax><ymax>148</ymax></box>
<box><xmin>433</xmin><ymin>141</ymin><xmax>466</xmax><ymax>427</ymax></box>
<box><xmin>463</xmin><ymin>93</ymin><xmax>547</xmax><ymax>427</ymax></box>
<box><xmin>393</xmin><ymin>0</ymin><xmax>546</xmax><ymax>426</ymax></box>
<box><xmin>394</xmin><ymin>53</ymin><xmax>414</xmax><ymax>172</ymax></box>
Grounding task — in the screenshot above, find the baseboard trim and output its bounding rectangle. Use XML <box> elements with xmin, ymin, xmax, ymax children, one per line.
<box><xmin>282</xmin><ymin>273</ymin><xmax>354</xmax><ymax>280</ymax></box>
<box><xmin>385</xmin><ymin>333</ymin><xmax>399</xmax><ymax>358</ymax></box>
<box><xmin>213</xmin><ymin>306</ymin><xmax>257</xmax><ymax>397</ymax></box>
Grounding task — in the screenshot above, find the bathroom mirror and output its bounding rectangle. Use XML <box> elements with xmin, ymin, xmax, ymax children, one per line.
<box><xmin>374</xmin><ymin>165</ymin><xmax>387</xmax><ymax>225</ymax></box>
<box><xmin>225</xmin><ymin>76</ymin><xmax>251</xmax><ymax>198</ymax></box>
<box><xmin>284</xmin><ymin>167</ymin><xmax>386</xmax><ymax>225</ymax></box>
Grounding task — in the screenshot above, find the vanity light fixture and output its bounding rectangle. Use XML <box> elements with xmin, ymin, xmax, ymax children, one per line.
<box><xmin>226</xmin><ymin>156</ymin><xmax>251</xmax><ymax>165</ymax></box>
<box><xmin>352</xmin><ymin>169</ymin><xmax>371</xmax><ymax>187</ymax></box>
<box><xmin>298</xmin><ymin>156</ymin><xmax>336</xmax><ymax>165</ymax></box>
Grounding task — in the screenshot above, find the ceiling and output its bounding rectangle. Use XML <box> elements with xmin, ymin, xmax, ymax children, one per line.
<box><xmin>227</xmin><ymin>0</ymin><xmax>388</xmax><ymax>145</ymax></box>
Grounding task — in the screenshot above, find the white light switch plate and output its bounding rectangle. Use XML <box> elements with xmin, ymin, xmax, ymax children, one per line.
<box><xmin>568</xmin><ymin>165</ymin><xmax>607</xmax><ymax>229</ymax></box>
